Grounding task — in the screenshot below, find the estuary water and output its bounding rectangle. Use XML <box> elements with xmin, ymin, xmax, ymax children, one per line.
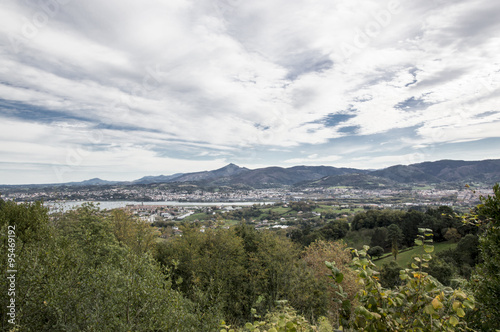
<box><xmin>45</xmin><ymin>200</ymin><xmax>273</xmax><ymax>211</ymax></box>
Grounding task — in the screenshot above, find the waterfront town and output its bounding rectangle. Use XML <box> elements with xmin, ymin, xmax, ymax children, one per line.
<box><xmin>1</xmin><ymin>184</ymin><xmax>490</xmax><ymax>206</ymax></box>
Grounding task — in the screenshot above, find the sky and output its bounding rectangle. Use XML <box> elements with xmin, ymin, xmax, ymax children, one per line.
<box><xmin>0</xmin><ymin>0</ymin><xmax>499</xmax><ymax>184</ymax></box>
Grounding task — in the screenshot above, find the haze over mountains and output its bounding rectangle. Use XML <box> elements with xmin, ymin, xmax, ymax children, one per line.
<box><xmin>7</xmin><ymin>159</ymin><xmax>500</xmax><ymax>189</ymax></box>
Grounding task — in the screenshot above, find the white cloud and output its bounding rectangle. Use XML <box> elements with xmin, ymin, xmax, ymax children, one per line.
<box><xmin>284</xmin><ymin>154</ymin><xmax>342</xmax><ymax>165</ymax></box>
<box><xmin>0</xmin><ymin>0</ymin><xmax>499</xmax><ymax>183</ymax></box>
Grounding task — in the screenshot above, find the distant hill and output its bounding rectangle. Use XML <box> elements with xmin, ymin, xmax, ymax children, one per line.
<box><xmin>130</xmin><ymin>164</ymin><xmax>364</xmax><ymax>187</ymax></box>
<box><xmin>301</xmin><ymin>173</ymin><xmax>397</xmax><ymax>189</ymax></box>
<box><xmin>227</xmin><ymin>165</ymin><xmax>365</xmax><ymax>187</ymax></box>
<box><xmin>71</xmin><ymin>178</ymin><xmax>119</xmax><ymax>186</ymax></box>
<box><xmin>133</xmin><ymin>173</ymin><xmax>184</xmax><ymax>185</ymax></box>
<box><xmin>410</xmin><ymin>159</ymin><xmax>500</xmax><ymax>183</ymax></box>
<box><xmin>3</xmin><ymin>159</ymin><xmax>499</xmax><ymax>188</ymax></box>
<box><xmin>370</xmin><ymin>165</ymin><xmax>442</xmax><ymax>184</ymax></box>
<box><xmin>369</xmin><ymin>159</ymin><xmax>500</xmax><ymax>186</ymax></box>
<box><xmin>174</xmin><ymin>163</ymin><xmax>249</xmax><ymax>183</ymax></box>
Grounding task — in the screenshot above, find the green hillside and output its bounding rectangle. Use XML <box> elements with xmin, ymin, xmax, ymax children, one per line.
<box><xmin>374</xmin><ymin>241</ymin><xmax>458</xmax><ymax>268</ymax></box>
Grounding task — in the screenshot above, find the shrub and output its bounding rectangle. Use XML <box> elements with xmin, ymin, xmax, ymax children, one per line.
<box><xmin>379</xmin><ymin>261</ymin><xmax>402</xmax><ymax>289</ymax></box>
<box><xmin>302</xmin><ymin>240</ymin><xmax>359</xmax><ymax>325</ymax></box>
<box><xmin>326</xmin><ymin>229</ymin><xmax>475</xmax><ymax>331</ymax></box>
<box><xmin>367</xmin><ymin>245</ymin><xmax>384</xmax><ymax>259</ymax></box>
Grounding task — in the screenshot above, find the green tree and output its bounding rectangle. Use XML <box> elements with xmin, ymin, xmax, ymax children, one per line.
<box><xmin>109</xmin><ymin>209</ymin><xmax>159</xmax><ymax>254</ymax></box>
<box><xmin>156</xmin><ymin>226</ymin><xmax>246</xmax><ymax>324</ymax></box>
<box><xmin>422</xmin><ymin>257</ymin><xmax>457</xmax><ymax>286</ymax></box>
<box><xmin>233</xmin><ymin>303</ymin><xmax>331</xmax><ymax>332</ymax></box>
<box><xmin>379</xmin><ymin>261</ymin><xmax>402</xmax><ymax>289</ymax></box>
<box><xmin>387</xmin><ymin>224</ymin><xmax>403</xmax><ymax>260</ymax></box>
<box><xmin>436</xmin><ymin>234</ymin><xmax>480</xmax><ymax>279</ymax></box>
<box><xmin>156</xmin><ymin>225</ymin><xmax>329</xmax><ymax>325</ymax></box>
<box><xmin>302</xmin><ymin>240</ymin><xmax>359</xmax><ymax>325</ymax></box>
<box><xmin>0</xmin><ymin>202</ymin><xmax>214</xmax><ymax>331</ymax></box>
<box><xmin>369</xmin><ymin>227</ymin><xmax>387</xmax><ymax>249</ymax></box>
<box><xmin>424</xmin><ymin>206</ymin><xmax>462</xmax><ymax>242</ymax></box>
<box><xmin>0</xmin><ymin>200</ymin><xmax>49</xmax><ymax>249</ymax></box>
<box><xmin>367</xmin><ymin>245</ymin><xmax>384</xmax><ymax>259</ymax></box>
<box><xmin>317</xmin><ymin>221</ymin><xmax>349</xmax><ymax>241</ymax></box>
<box><xmin>401</xmin><ymin>210</ymin><xmax>425</xmax><ymax>247</ymax></box>
<box><xmin>467</xmin><ymin>183</ymin><xmax>500</xmax><ymax>330</ymax></box>
<box><xmin>241</xmin><ymin>229</ymin><xmax>329</xmax><ymax>323</ymax></box>
<box><xmin>455</xmin><ymin>234</ymin><xmax>480</xmax><ymax>267</ymax></box>
<box><xmin>443</xmin><ymin>227</ymin><xmax>461</xmax><ymax>243</ymax></box>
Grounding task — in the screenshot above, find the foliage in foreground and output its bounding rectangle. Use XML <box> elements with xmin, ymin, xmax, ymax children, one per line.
<box><xmin>1</xmin><ymin>183</ymin><xmax>499</xmax><ymax>331</ymax></box>
<box><xmin>466</xmin><ymin>183</ymin><xmax>500</xmax><ymax>330</ymax></box>
<box><xmin>221</xmin><ymin>302</ymin><xmax>334</xmax><ymax>332</ymax></box>
<box><xmin>301</xmin><ymin>240</ymin><xmax>359</xmax><ymax>325</ymax></box>
<box><xmin>327</xmin><ymin>228</ymin><xmax>475</xmax><ymax>331</ymax></box>
<box><xmin>0</xmin><ymin>202</ymin><xmax>219</xmax><ymax>331</ymax></box>
<box><xmin>156</xmin><ymin>224</ymin><xmax>330</xmax><ymax>326</ymax></box>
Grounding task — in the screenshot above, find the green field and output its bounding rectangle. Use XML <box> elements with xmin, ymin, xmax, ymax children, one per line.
<box><xmin>268</xmin><ymin>206</ymin><xmax>292</xmax><ymax>215</ymax></box>
<box><xmin>222</xmin><ymin>219</ymin><xmax>241</xmax><ymax>226</ymax></box>
<box><xmin>412</xmin><ymin>185</ymin><xmax>434</xmax><ymax>190</ymax></box>
<box><xmin>182</xmin><ymin>212</ymin><xmax>210</xmax><ymax>222</ymax></box>
<box><xmin>374</xmin><ymin>241</ymin><xmax>458</xmax><ymax>268</ymax></box>
<box><xmin>313</xmin><ymin>206</ymin><xmax>363</xmax><ymax>215</ymax></box>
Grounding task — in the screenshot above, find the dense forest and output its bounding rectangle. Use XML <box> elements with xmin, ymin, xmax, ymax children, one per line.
<box><xmin>1</xmin><ymin>184</ymin><xmax>499</xmax><ymax>331</ymax></box>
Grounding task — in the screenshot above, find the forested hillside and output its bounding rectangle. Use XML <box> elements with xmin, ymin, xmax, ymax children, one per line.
<box><xmin>1</xmin><ymin>184</ymin><xmax>499</xmax><ymax>331</ymax></box>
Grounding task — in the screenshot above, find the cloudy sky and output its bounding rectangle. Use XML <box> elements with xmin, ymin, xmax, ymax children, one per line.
<box><xmin>1</xmin><ymin>0</ymin><xmax>499</xmax><ymax>184</ymax></box>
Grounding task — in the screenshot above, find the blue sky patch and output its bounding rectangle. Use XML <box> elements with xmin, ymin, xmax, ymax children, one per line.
<box><xmin>0</xmin><ymin>99</ymin><xmax>90</xmax><ymax>124</ymax></box>
<box><xmin>322</xmin><ymin>113</ymin><xmax>356</xmax><ymax>127</ymax></box>
<box><xmin>395</xmin><ymin>97</ymin><xmax>432</xmax><ymax>111</ymax></box>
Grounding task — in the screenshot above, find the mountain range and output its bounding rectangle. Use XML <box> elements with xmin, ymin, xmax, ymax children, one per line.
<box><xmin>11</xmin><ymin>159</ymin><xmax>500</xmax><ymax>189</ymax></box>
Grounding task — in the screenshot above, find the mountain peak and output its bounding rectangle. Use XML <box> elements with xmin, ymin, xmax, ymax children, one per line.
<box><xmin>74</xmin><ymin>178</ymin><xmax>115</xmax><ymax>186</ymax></box>
<box><xmin>222</xmin><ymin>163</ymin><xmax>241</xmax><ymax>169</ymax></box>
<box><xmin>215</xmin><ymin>163</ymin><xmax>248</xmax><ymax>175</ymax></box>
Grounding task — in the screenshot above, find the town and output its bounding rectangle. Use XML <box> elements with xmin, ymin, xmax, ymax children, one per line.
<box><xmin>2</xmin><ymin>184</ymin><xmax>492</xmax><ymax>239</ymax></box>
<box><xmin>2</xmin><ymin>184</ymin><xmax>490</xmax><ymax>207</ymax></box>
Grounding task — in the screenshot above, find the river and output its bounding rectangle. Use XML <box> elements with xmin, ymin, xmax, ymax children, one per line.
<box><xmin>45</xmin><ymin>200</ymin><xmax>274</xmax><ymax>211</ymax></box>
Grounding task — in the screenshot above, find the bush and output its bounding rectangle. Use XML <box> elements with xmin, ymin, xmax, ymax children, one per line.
<box><xmin>327</xmin><ymin>229</ymin><xmax>475</xmax><ymax>331</ymax></box>
<box><xmin>222</xmin><ymin>303</ymin><xmax>334</xmax><ymax>332</ymax></box>
<box><xmin>367</xmin><ymin>246</ymin><xmax>384</xmax><ymax>259</ymax></box>
<box><xmin>302</xmin><ymin>240</ymin><xmax>359</xmax><ymax>325</ymax></box>
<box><xmin>379</xmin><ymin>261</ymin><xmax>402</xmax><ymax>289</ymax></box>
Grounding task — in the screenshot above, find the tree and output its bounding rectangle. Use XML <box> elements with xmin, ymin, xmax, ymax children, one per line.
<box><xmin>351</xmin><ymin>209</ymin><xmax>405</xmax><ymax>231</ymax></box>
<box><xmin>400</xmin><ymin>210</ymin><xmax>425</xmax><ymax>247</ymax></box>
<box><xmin>0</xmin><ymin>202</ymin><xmax>212</xmax><ymax>331</ymax></box>
<box><xmin>443</xmin><ymin>227</ymin><xmax>461</xmax><ymax>243</ymax></box>
<box><xmin>424</xmin><ymin>206</ymin><xmax>462</xmax><ymax>242</ymax></box>
<box><xmin>0</xmin><ymin>199</ymin><xmax>49</xmax><ymax>248</ymax></box>
<box><xmin>156</xmin><ymin>226</ymin><xmax>247</xmax><ymax>323</ymax></box>
<box><xmin>379</xmin><ymin>261</ymin><xmax>402</xmax><ymax>289</ymax></box>
<box><xmin>156</xmin><ymin>226</ymin><xmax>329</xmax><ymax>325</ymax></box>
<box><xmin>467</xmin><ymin>183</ymin><xmax>500</xmax><ymax>330</ymax></box>
<box><xmin>423</xmin><ymin>257</ymin><xmax>457</xmax><ymax>286</ymax></box>
<box><xmin>367</xmin><ymin>246</ymin><xmax>384</xmax><ymax>259</ymax></box>
<box><xmin>317</xmin><ymin>221</ymin><xmax>349</xmax><ymax>241</ymax></box>
<box><xmin>234</xmin><ymin>304</ymin><xmax>332</xmax><ymax>332</ymax></box>
<box><xmin>455</xmin><ymin>234</ymin><xmax>480</xmax><ymax>267</ymax></box>
<box><xmin>302</xmin><ymin>240</ymin><xmax>359</xmax><ymax>325</ymax></box>
<box><xmin>109</xmin><ymin>209</ymin><xmax>159</xmax><ymax>254</ymax></box>
<box><xmin>387</xmin><ymin>224</ymin><xmax>403</xmax><ymax>260</ymax></box>
<box><xmin>369</xmin><ymin>227</ymin><xmax>387</xmax><ymax>249</ymax></box>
